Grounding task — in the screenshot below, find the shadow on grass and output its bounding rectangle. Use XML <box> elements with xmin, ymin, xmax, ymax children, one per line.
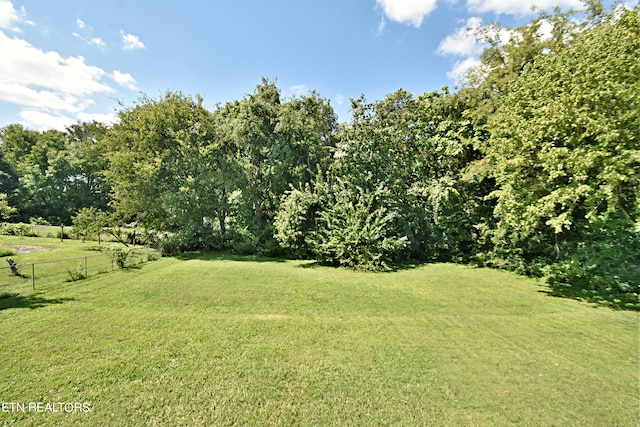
<box><xmin>0</xmin><ymin>292</ymin><xmax>75</xmax><ymax>310</ymax></box>
<box><xmin>296</xmin><ymin>259</ymin><xmax>423</xmax><ymax>272</ymax></box>
<box><xmin>538</xmin><ymin>288</ymin><xmax>639</xmax><ymax>312</ymax></box>
<box><xmin>173</xmin><ymin>250</ymin><xmax>287</xmax><ymax>263</ymax></box>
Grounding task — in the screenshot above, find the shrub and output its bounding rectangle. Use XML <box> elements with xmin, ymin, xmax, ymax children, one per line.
<box><xmin>307</xmin><ymin>179</ymin><xmax>409</xmax><ymax>271</ymax></box>
<box><xmin>0</xmin><ymin>249</ymin><xmax>16</xmax><ymax>257</ymax></box>
<box><xmin>66</xmin><ymin>266</ymin><xmax>86</xmax><ymax>282</ymax></box>
<box><xmin>0</xmin><ymin>223</ymin><xmax>35</xmax><ymax>237</ymax></box>
<box><xmin>229</xmin><ymin>226</ymin><xmax>259</xmax><ymax>255</ymax></box>
<box><xmin>109</xmin><ymin>247</ymin><xmax>133</xmax><ymax>268</ymax></box>
<box><xmin>542</xmin><ymin>218</ymin><xmax>640</xmax><ymax>308</ymax></box>
<box><xmin>29</xmin><ymin>217</ymin><xmax>51</xmax><ymax>226</ymax></box>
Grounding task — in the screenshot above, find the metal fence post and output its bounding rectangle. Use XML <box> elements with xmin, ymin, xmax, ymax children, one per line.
<box><xmin>84</xmin><ymin>256</ymin><xmax>88</xmax><ymax>278</ymax></box>
<box><xmin>31</xmin><ymin>263</ymin><xmax>35</xmax><ymax>290</ymax></box>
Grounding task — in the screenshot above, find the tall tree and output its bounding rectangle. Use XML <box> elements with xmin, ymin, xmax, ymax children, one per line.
<box><xmin>64</xmin><ymin>121</ymin><xmax>111</xmax><ymax>212</ymax></box>
<box><xmin>0</xmin><ymin>143</ymin><xmax>19</xmax><ymax>206</ymax></box>
<box><xmin>104</xmin><ymin>91</ymin><xmax>219</xmax><ymax>232</ymax></box>
<box><xmin>224</xmin><ymin>79</ymin><xmax>337</xmax><ymax>252</ymax></box>
<box><xmin>276</xmin><ymin>87</ymin><xmax>485</xmax><ymax>267</ymax></box>
<box><xmin>472</xmin><ymin>5</ymin><xmax>639</xmax><ymax>293</ymax></box>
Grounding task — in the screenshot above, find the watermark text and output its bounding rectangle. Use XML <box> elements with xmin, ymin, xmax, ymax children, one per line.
<box><xmin>1</xmin><ymin>402</ymin><xmax>91</xmax><ymax>413</ymax></box>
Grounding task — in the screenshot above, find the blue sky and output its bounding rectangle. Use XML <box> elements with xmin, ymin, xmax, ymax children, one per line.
<box><xmin>0</xmin><ymin>0</ymin><xmax>630</xmax><ymax>129</ymax></box>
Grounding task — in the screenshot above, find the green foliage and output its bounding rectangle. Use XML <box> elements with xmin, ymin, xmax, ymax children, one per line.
<box><xmin>29</xmin><ymin>216</ymin><xmax>51</xmax><ymax>225</ymax></box>
<box><xmin>0</xmin><ymin>122</ymin><xmax>111</xmax><ymax>224</ymax></box>
<box><xmin>0</xmin><ymin>145</ymin><xmax>19</xmax><ymax>209</ymax></box>
<box><xmin>307</xmin><ymin>177</ymin><xmax>408</xmax><ymax>271</ymax></box>
<box><xmin>465</xmin><ymin>4</ymin><xmax>640</xmax><ymax>298</ymax></box>
<box><xmin>109</xmin><ymin>247</ymin><xmax>133</xmax><ymax>269</ymax></box>
<box><xmin>0</xmin><ymin>193</ymin><xmax>17</xmax><ymax>220</ymax></box>
<box><xmin>220</xmin><ymin>80</ymin><xmax>337</xmax><ymax>253</ymax></box>
<box><xmin>0</xmin><ymin>249</ymin><xmax>16</xmax><ymax>257</ymax></box>
<box><xmin>65</xmin><ymin>266</ymin><xmax>86</xmax><ymax>282</ymax></box>
<box><xmin>104</xmin><ymin>92</ymin><xmax>215</xmax><ymax>230</ymax></box>
<box><xmin>482</xmin><ymin>8</ymin><xmax>639</xmax><ymax>237</ymax></box>
<box><xmin>0</xmin><ymin>222</ymin><xmax>35</xmax><ymax>237</ymax></box>
<box><xmin>72</xmin><ymin>207</ymin><xmax>108</xmax><ymax>242</ymax></box>
<box><xmin>543</xmin><ymin>218</ymin><xmax>640</xmax><ymax>306</ymax></box>
<box><xmin>159</xmin><ymin>225</ymin><xmax>221</xmax><ymax>256</ymax></box>
<box><xmin>274</xmin><ymin>185</ymin><xmax>318</xmax><ymax>256</ymax></box>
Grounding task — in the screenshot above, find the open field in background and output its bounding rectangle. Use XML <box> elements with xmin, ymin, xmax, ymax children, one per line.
<box><xmin>0</xmin><ymin>236</ymin><xmax>158</xmax><ymax>295</ymax></box>
<box><xmin>0</xmin><ymin>222</ymin><xmax>141</xmax><ymax>243</ymax></box>
<box><xmin>0</xmin><ymin>242</ymin><xmax>638</xmax><ymax>426</ymax></box>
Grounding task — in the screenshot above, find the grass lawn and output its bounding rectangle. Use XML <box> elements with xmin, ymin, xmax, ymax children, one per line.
<box><xmin>0</xmin><ymin>236</ymin><xmax>155</xmax><ymax>294</ymax></box>
<box><xmin>0</xmin><ymin>247</ymin><xmax>638</xmax><ymax>426</ymax></box>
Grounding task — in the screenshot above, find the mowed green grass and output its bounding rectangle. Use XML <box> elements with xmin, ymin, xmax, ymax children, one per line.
<box><xmin>0</xmin><ymin>236</ymin><xmax>154</xmax><ymax>294</ymax></box>
<box><xmin>0</xmin><ymin>251</ymin><xmax>638</xmax><ymax>426</ymax></box>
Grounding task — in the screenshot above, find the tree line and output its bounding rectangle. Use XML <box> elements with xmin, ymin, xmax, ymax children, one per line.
<box><xmin>1</xmin><ymin>3</ymin><xmax>638</xmax><ymax>304</ymax></box>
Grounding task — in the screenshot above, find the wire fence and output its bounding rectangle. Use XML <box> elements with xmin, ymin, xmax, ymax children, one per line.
<box><xmin>1</xmin><ymin>247</ymin><xmax>155</xmax><ymax>294</ymax></box>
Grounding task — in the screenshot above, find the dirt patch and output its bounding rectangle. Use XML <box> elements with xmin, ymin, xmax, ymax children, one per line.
<box><xmin>17</xmin><ymin>245</ymin><xmax>57</xmax><ymax>254</ymax></box>
<box><xmin>254</xmin><ymin>314</ymin><xmax>289</xmax><ymax>321</ymax></box>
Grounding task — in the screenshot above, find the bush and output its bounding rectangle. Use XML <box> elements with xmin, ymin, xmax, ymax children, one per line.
<box><xmin>109</xmin><ymin>247</ymin><xmax>133</xmax><ymax>268</ymax></box>
<box><xmin>307</xmin><ymin>179</ymin><xmax>409</xmax><ymax>271</ymax></box>
<box><xmin>66</xmin><ymin>266</ymin><xmax>86</xmax><ymax>282</ymax></box>
<box><xmin>542</xmin><ymin>219</ymin><xmax>640</xmax><ymax>308</ymax></box>
<box><xmin>29</xmin><ymin>217</ymin><xmax>51</xmax><ymax>226</ymax></box>
<box><xmin>56</xmin><ymin>229</ymin><xmax>71</xmax><ymax>240</ymax></box>
<box><xmin>0</xmin><ymin>249</ymin><xmax>16</xmax><ymax>257</ymax></box>
<box><xmin>228</xmin><ymin>226</ymin><xmax>259</xmax><ymax>255</ymax></box>
<box><xmin>159</xmin><ymin>225</ymin><xmax>223</xmax><ymax>256</ymax></box>
<box><xmin>0</xmin><ymin>223</ymin><xmax>35</xmax><ymax>237</ymax></box>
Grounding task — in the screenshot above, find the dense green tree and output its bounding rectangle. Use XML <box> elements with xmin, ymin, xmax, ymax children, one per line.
<box><xmin>1</xmin><ymin>126</ymin><xmax>74</xmax><ymax>223</ymax></box>
<box><xmin>64</xmin><ymin>121</ymin><xmax>112</xmax><ymax>212</ymax></box>
<box><xmin>71</xmin><ymin>206</ymin><xmax>108</xmax><ymax>243</ymax></box>
<box><xmin>472</xmin><ymin>6</ymin><xmax>639</xmax><ymax>293</ymax></box>
<box><xmin>276</xmin><ymin>87</ymin><xmax>485</xmax><ymax>266</ymax></box>
<box><xmin>0</xmin><ymin>144</ymin><xmax>19</xmax><ymax>207</ymax></box>
<box><xmin>0</xmin><ymin>193</ymin><xmax>17</xmax><ymax>220</ymax></box>
<box><xmin>222</xmin><ymin>80</ymin><xmax>337</xmax><ymax>253</ymax></box>
<box><xmin>0</xmin><ymin>123</ymin><xmax>111</xmax><ymax>224</ymax></box>
<box><xmin>104</xmin><ymin>92</ymin><xmax>220</xmax><ymax>234</ymax></box>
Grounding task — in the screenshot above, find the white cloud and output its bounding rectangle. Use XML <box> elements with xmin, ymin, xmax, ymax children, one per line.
<box><xmin>446</xmin><ymin>57</ymin><xmax>482</xmax><ymax>82</ymax></box>
<box><xmin>377</xmin><ymin>16</ymin><xmax>387</xmax><ymax>35</ymax></box>
<box><xmin>376</xmin><ymin>0</ymin><xmax>438</xmax><ymax>27</ymax></box>
<box><xmin>0</xmin><ymin>1</ymin><xmax>138</xmax><ymax>129</ymax></box>
<box><xmin>0</xmin><ymin>0</ymin><xmax>32</xmax><ymax>31</ymax></box>
<box><xmin>112</xmin><ymin>70</ymin><xmax>138</xmax><ymax>90</ymax></box>
<box><xmin>73</xmin><ymin>32</ymin><xmax>106</xmax><ymax>50</ymax></box>
<box><xmin>536</xmin><ymin>19</ymin><xmax>554</xmax><ymax>42</ymax></box>
<box><xmin>77</xmin><ymin>112</ymin><xmax>119</xmax><ymax>126</ymax></box>
<box><xmin>466</xmin><ymin>0</ymin><xmax>582</xmax><ymax>16</ymax></box>
<box><xmin>89</xmin><ymin>37</ymin><xmax>106</xmax><ymax>49</ymax></box>
<box><xmin>0</xmin><ymin>0</ymin><xmax>19</xmax><ymax>30</ymax></box>
<box><xmin>290</xmin><ymin>84</ymin><xmax>309</xmax><ymax>96</ymax></box>
<box><xmin>0</xmin><ymin>29</ymin><xmax>123</xmax><ymax>128</ymax></box>
<box><xmin>334</xmin><ymin>94</ymin><xmax>347</xmax><ymax>106</ymax></box>
<box><xmin>19</xmin><ymin>110</ymin><xmax>75</xmax><ymax>131</ymax></box>
<box><xmin>438</xmin><ymin>17</ymin><xmax>512</xmax><ymax>84</ymax></box>
<box><xmin>0</xmin><ymin>32</ymin><xmax>112</xmax><ymax>99</ymax></box>
<box><xmin>121</xmin><ymin>31</ymin><xmax>145</xmax><ymax>50</ymax></box>
<box><xmin>0</xmin><ymin>82</ymin><xmax>92</xmax><ymax>112</ymax></box>
<box><xmin>437</xmin><ymin>17</ymin><xmax>483</xmax><ymax>56</ymax></box>
<box><xmin>72</xmin><ymin>18</ymin><xmax>107</xmax><ymax>50</ymax></box>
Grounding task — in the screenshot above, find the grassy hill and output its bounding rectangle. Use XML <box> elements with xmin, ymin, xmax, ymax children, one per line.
<box><xmin>0</xmin><ymin>246</ymin><xmax>638</xmax><ymax>426</ymax></box>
